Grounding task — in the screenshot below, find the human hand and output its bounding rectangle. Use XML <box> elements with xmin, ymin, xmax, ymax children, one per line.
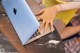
<box><xmin>36</xmin><ymin>6</ymin><xmax>58</xmax><ymax>33</ymax></box>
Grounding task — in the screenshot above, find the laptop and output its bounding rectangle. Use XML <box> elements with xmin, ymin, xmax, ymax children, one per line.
<box><xmin>1</xmin><ymin>0</ymin><xmax>39</xmax><ymax>45</ymax></box>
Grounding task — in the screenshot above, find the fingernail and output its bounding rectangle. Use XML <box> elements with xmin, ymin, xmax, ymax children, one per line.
<box><xmin>37</xmin><ymin>30</ymin><xmax>41</xmax><ymax>35</ymax></box>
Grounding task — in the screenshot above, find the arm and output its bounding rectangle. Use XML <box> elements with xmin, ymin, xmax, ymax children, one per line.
<box><xmin>36</xmin><ymin>2</ymin><xmax>80</xmax><ymax>33</ymax></box>
<box><xmin>58</xmin><ymin>2</ymin><xmax>80</xmax><ymax>12</ymax></box>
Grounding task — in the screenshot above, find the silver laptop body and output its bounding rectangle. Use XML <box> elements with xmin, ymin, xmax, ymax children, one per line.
<box><xmin>1</xmin><ymin>0</ymin><xmax>39</xmax><ymax>45</ymax></box>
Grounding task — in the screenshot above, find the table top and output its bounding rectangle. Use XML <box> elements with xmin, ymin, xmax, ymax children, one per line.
<box><xmin>0</xmin><ymin>0</ymin><xmax>60</xmax><ymax>53</ymax></box>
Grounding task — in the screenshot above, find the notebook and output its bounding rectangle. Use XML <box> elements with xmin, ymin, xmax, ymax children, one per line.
<box><xmin>1</xmin><ymin>0</ymin><xmax>39</xmax><ymax>45</ymax></box>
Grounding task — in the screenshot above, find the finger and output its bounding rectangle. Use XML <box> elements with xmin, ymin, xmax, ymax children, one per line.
<box><xmin>36</xmin><ymin>16</ymin><xmax>42</xmax><ymax>21</ymax></box>
<box><xmin>35</xmin><ymin>9</ymin><xmax>44</xmax><ymax>16</ymax></box>
<box><xmin>38</xmin><ymin>21</ymin><xmax>45</xmax><ymax>32</ymax></box>
<box><xmin>44</xmin><ymin>21</ymin><xmax>49</xmax><ymax>33</ymax></box>
<box><xmin>50</xmin><ymin>22</ymin><xmax>55</xmax><ymax>32</ymax></box>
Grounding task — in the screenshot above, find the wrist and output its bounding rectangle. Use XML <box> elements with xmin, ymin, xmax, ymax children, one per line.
<box><xmin>49</xmin><ymin>5</ymin><xmax>61</xmax><ymax>13</ymax></box>
<box><xmin>54</xmin><ymin>5</ymin><xmax>61</xmax><ymax>12</ymax></box>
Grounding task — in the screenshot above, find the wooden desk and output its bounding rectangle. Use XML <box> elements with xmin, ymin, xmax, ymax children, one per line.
<box><xmin>0</xmin><ymin>0</ymin><xmax>63</xmax><ymax>53</ymax></box>
<box><xmin>0</xmin><ymin>16</ymin><xmax>64</xmax><ymax>53</ymax></box>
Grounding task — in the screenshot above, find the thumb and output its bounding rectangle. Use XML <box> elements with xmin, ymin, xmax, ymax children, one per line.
<box><xmin>35</xmin><ymin>9</ymin><xmax>44</xmax><ymax>16</ymax></box>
